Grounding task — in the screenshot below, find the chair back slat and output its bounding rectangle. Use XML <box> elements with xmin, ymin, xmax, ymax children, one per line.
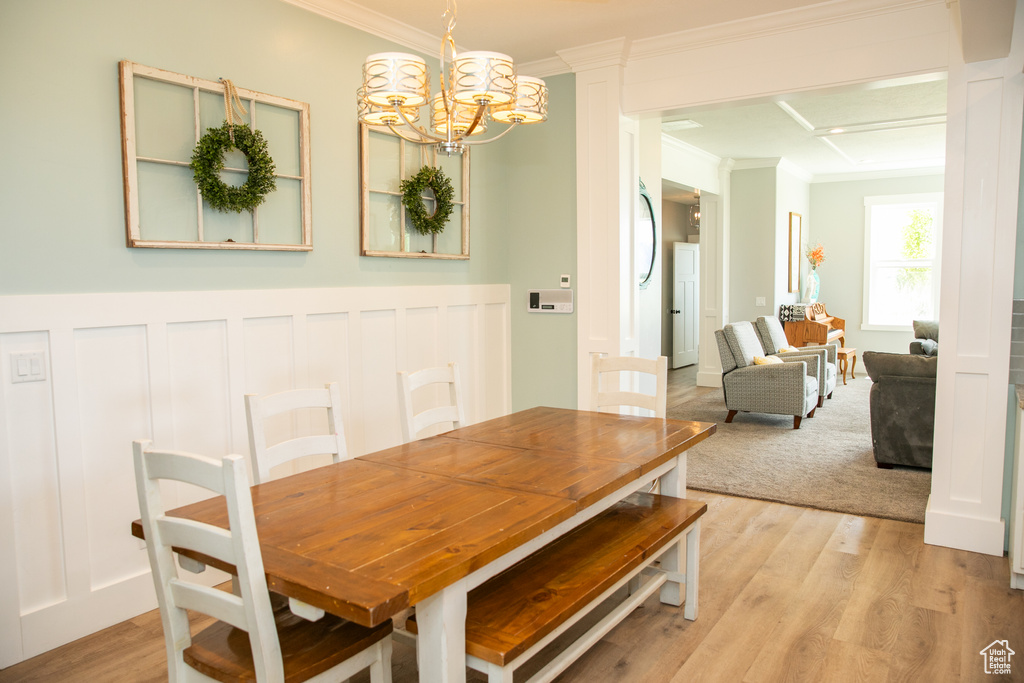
<box><xmin>245</xmin><ymin>382</ymin><xmax>348</xmax><ymax>484</ymax></box>
<box><xmin>397</xmin><ymin>362</ymin><xmax>467</xmax><ymax>443</ymax></box>
<box><xmin>264</xmin><ymin>435</ymin><xmax>343</xmax><ymax>473</ymax></box>
<box><xmin>169</xmin><ymin>579</ymin><xmax>249</xmax><ymax>631</ymax></box>
<box><xmin>591</xmin><ymin>355</ymin><xmax>668</xmax><ymax>418</ymax></box>
<box><xmin>157</xmin><ymin>517</ymin><xmax>235</xmax><ymax>567</ymax></box>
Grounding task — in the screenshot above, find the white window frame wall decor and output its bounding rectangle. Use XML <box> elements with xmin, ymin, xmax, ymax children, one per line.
<box><xmin>862</xmin><ymin>192</ymin><xmax>943</xmax><ymax>331</ymax></box>
<box><xmin>119</xmin><ymin>61</ymin><xmax>312</xmax><ymax>250</ymax></box>
<box><xmin>360</xmin><ymin>123</ymin><xmax>470</xmax><ymax>260</ymax></box>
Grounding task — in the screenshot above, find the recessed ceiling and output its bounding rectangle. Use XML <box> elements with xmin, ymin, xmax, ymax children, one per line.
<box><xmin>663</xmin><ymin>76</ymin><xmax>947</xmax><ymax>179</ymax></box>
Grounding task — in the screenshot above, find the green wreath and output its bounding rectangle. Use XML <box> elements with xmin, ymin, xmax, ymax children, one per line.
<box><xmin>401</xmin><ymin>165</ymin><xmax>455</xmax><ymax>235</ymax></box>
<box><xmin>190</xmin><ymin>122</ymin><xmax>277</xmax><ymax>213</ymax></box>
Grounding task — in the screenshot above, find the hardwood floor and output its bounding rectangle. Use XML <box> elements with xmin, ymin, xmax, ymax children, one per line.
<box><xmin>3</xmin><ymin>373</ymin><xmax>1020</xmax><ymax>682</ymax></box>
<box><xmin>666</xmin><ymin>363</ymin><xmax>716</xmax><ymax>412</ymax></box>
<box><xmin>3</xmin><ymin>491</ymin><xmax>1021</xmax><ymax>682</ymax></box>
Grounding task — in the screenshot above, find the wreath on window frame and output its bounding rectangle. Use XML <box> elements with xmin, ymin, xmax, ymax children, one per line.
<box><xmin>190</xmin><ymin>122</ymin><xmax>277</xmax><ymax>213</ymax></box>
<box><xmin>401</xmin><ymin>165</ymin><xmax>455</xmax><ymax>236</ymax></box>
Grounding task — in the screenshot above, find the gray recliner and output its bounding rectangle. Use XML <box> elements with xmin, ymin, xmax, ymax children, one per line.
<box><xmin>715</xmin><ymin>321</ymin><xmax>819</xmax><ymax>429</ymax></box>
<box><xmin>756</xmin><ymin>315</ymin><xmax>838</xmax><ymax>408</ymax></box>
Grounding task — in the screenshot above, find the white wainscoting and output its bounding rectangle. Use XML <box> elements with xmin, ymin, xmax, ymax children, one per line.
<box><xmin>0</xmin><ymin>284</ymin><xmax>511</xmax><ymax>666</ymax></box>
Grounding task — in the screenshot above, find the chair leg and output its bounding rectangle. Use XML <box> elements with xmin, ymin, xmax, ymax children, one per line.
<box><xmin>808</xmin><ymin>406</ymin><xmax>816</xmax><ymax>418</ymax></box>
<box><xmin>828</xmin><ymin>391</ymin><xmax>833</xmax><ymax>399</ymax></box>
<box><xmin>876</xmin><ymin>461</ymin><xmax>894</xmax><ymax>469</ymax></box>
<box><xmin>793</xmin><ymin>415</ymin><xmax>802</xmax><ymax>429</ymax></box>
<box><xmin>817</xmin><ymin>396</ymin><xmax>824</xmax><ymax>408</ymax></box>
<box><xmin>725</xmin><ymin>410</ymin><xmax>738</xmax><ymax>423</ymax></box>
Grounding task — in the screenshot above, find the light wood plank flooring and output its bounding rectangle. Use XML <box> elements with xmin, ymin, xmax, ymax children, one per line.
<box><xmin>3</xmin><ymin>490</ymin><xmax>1021</xmax><ymax>682</ymax></box>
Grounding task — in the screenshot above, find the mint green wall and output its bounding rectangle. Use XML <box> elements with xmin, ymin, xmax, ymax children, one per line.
<box><xmin>730</xmin><ymin>167</ymin><xmax>776</xmax><ymax>323</ymax></box>
<box><xmin>0</xmin><ymin>0</ymin><xmax>513</xmax><ymax>294</ymax></box>
<box><xmin>499</xmin><ymin>74</ymin><xmax>578</xmax><ymax>411</ymax></box>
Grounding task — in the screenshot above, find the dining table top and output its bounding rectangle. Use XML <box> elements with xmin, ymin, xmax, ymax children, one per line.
<box><xmin>131</xmin><ymin>406</ymin><xmax>716</xmax><ymax>628</ymax></box>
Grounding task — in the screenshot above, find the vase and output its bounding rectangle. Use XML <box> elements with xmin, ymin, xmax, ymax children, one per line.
<box><xmin>802</xmin><ymin>267</ymin><xmax>820</xmax><ymax>304</ymax></box>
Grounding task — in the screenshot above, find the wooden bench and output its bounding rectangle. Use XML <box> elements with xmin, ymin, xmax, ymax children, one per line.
<box><xmin>406</xmin><ymin>491</ymin><xmax>706</xmax><ymax>682</ymax></box>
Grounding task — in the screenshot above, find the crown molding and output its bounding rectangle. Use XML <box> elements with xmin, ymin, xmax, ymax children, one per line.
<box><xmin>557</xmin><ymin>38</ymin><xmax>629</xmax><ymax>73</ymax></box>
<box><xmin>519</xmin><ymin>56</ymin><xmax>572</xmax><ymax>79</ymax></box>
<box><xmin>661</xmin><ymin>134</ymin><xmax>721</xmax><ymax>166</ymax></box>
<box><xmin>281</xmin><ymin>0</ymin><xmax>440</xmax><ymax>56</ymax></box>
<box><xmin>629</xmin><ymin>0</ymin><xmax>947</xmax><ymax>62</ymax></box>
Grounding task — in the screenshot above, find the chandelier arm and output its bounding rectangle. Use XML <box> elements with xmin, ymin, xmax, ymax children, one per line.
<box><xmin>461</xmin><ymin>121</ymin><xmax>520</xmax><ymax>146</ymax></box>
<box><xmin>462</xmin><ymin>102</ymin><xmax>488</xmax><ymax>137</ymax></box>
<box><xmin>392</xmin><ymin>104</ymin><xmax>445</xmax><ymax>143</ymax></box>
<box><xmin>386</xmin><ymin>124</ymin><xmax>436</xmax><ymax>145</ymax></box>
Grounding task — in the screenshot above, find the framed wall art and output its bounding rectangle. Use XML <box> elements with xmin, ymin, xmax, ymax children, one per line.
<box><xmin>789</xmin><ymin>212</ymin><xmax>803</xmax><ymax>293</ymax></box>
<box><xmin>119</xmin><ymin>61</ymin><xmax>312</xmax><ymax>250</ymax></box>
<box><xmin>360</xmin><ymin>123</ymin><xmax>470</xmax><ymax>259</ymax></box>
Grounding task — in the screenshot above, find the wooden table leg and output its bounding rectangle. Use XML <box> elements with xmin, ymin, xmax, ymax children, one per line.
<box><xmin>839</xmin><ymin>355</ymin><xmax>848</xmax><ymax>385</ymax></box>
<box><xmin>416</xmin><ymin>578</ymin><xmax>469</xmax><ymax>683</ymax></box>
<box><xmin>851</xmin><ymin>353</ymin><xmax>857</xmax><ymax>379</ymax></box>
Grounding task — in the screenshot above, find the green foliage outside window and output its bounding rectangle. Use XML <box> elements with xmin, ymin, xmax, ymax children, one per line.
<box><xmin>897</xmin><ymin>208</ymin><xmax>933</xmax><ymax>290</ymax></box>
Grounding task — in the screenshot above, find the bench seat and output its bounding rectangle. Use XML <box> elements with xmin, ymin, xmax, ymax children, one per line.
<box><xmin>407</xmin><ymin>491</ymin><xmax>706</xmax><ymax>682</ymax></box>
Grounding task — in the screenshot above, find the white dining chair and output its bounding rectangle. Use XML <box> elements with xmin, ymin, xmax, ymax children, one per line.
<box><xmin>397</xmin><ymin>362</ymin><xmax>466</xmax><ymax>443</ymax></box>
<box><xmin>132</xmin><ymin>439</ymin><xmax>392</xmax><ymax>683</ymax></box>
<box><xmin>591</xmin><ymin>354</ymin><xmax>669</xmax><ymax>418</ymax></box>
<box><xmin>245</xmin><ymin>383</ymin><xmax>348</xmax><ymax>484</ymax></box>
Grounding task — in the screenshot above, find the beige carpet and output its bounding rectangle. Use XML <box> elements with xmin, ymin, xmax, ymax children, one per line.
<box><xmin>670</xmin><ymin>375</ymin><xmax>931</xmax><ymax>523</ymax></box>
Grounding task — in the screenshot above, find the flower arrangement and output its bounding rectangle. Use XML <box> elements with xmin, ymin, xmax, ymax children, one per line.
<box><xmin>806</xmin><ymin>243</ymin><xmax>825</xmax><ymax>269</ymax></box>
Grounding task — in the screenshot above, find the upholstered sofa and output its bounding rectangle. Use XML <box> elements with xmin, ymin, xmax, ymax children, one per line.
<box><xmin>909</xmin><ymin>319</ymin><xmax>939</xmax><ymax>356</ymax></box>
<box><xmin>715</xmin><ymin>321</ymin><xmax>819</xmax><ymax>428</ymax></box>
<box><xmin>862</xmin><ymin>351</ymin><xmax>937</xmax><ymax>468</ymax></box>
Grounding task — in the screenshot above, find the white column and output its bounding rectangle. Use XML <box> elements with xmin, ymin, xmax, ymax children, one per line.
<box><xmin>925</xmin><ymin>4</ymin><xmax>1024</xmax><ymax>555</ymax></box>
<box><xmin>560</xmin><ymin>40</ymin><xmax>637</xmax><ymax>405</ymax></box>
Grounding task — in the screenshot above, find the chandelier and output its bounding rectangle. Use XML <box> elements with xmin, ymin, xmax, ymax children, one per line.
<box><xmin>357</xmin><ymin>0</ymin><xmax>548</xmax><ymax>155</ymax></box>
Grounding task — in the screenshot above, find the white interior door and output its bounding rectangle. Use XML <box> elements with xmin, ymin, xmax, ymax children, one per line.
<box><xmin>673</xmin><ymin>242</ymin><xmax>699</xmax><ymax>368</ymax></box>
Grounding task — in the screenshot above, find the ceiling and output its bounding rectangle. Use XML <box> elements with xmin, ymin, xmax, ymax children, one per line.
<box><xmin>662</xmin><ymin>74</ymin><xmax>947</xmax><ymax>197</ymax></box>
<box><xmin>314</xmin><ymin>0</ymin><xmax>948</xmax><ymax>193</ymax></box>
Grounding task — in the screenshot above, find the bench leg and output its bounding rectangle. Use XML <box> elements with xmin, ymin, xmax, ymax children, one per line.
<box><xmin>486</xmin><ymin>662</ymin><xmax>514</xmax><ymax>683</ymax></box>
<box><xmin>416</xmin><ymin>578</ymin><xmax>469</xmax><ymax>683</ymax></box>
<box><xmin>658</xmin><ymin>453</ymin><xmax>687</xmax><ymax>607</ymax></box>
<box><xmin>684</xmin><ymin>519</ymin><xmax>700</xmax><ymax>621</ymax></box>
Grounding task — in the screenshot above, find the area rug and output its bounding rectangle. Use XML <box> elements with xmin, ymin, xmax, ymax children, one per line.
<box><xmin>670</xmin><ymin>376</ymin><xmax>931</xmax><ymax>523</ymax></box>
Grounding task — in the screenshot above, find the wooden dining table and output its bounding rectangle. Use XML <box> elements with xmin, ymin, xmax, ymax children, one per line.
<box><xmin>132</xmin><ymin>406</ymin><xmax>715</xmax><ymax>682</ymax></box>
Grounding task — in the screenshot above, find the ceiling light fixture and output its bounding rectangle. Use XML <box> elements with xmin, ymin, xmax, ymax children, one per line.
<box><xmin>357</xmin><ymin>0</ymin><xmax>548</xmax><ymax>156</ymax></box>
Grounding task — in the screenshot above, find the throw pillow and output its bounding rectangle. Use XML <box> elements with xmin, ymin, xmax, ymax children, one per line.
<box><xmin>753</xmin><ymin>355</ymin><xmax>783</xmax><ymax>365</ymax></box>
<box><xmin>777</xmin><ymin>346</ymin><xmax>800</xmax><ymax>353</ymax></box>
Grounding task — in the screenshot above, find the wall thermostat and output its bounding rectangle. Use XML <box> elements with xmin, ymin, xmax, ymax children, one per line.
<box><xmin>528</xmin><ymin>289</ymin><xmax>573</xmax><ymax>313</ymax></box>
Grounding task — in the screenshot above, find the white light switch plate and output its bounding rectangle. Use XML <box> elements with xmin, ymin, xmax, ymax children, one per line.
<box><xmin>10</xmin><ymin>352</ymin><xmax>46</xmax><ymax>384</ymax></box>
<box><xmin>755</xmin><ymin>297</ymin><xmax>766</xmax><ymax>306</ymax></box>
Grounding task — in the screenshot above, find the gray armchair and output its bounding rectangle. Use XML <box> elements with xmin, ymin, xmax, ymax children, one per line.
<box><xmin>715</xmin><ymin>321</ymin><xmax>820</xmax><ymax>429</ymax></box>
<box><xmin>756</xmin><ymin>315</ymin><xmax>838</xmax><ymax>407</ymax></box>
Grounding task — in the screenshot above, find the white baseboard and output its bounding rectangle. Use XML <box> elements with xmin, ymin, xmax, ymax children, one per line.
<box><xmin>923</xmin><ymin>498</ymin><xmax>1005</xmax><ymax>557</ymax></box>
<box><xmin>696</xmin><ymin>371</ymin><xmax>722</xmax><ymax>388</ymax></box>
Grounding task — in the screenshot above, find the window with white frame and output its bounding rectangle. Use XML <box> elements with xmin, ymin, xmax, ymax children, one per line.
<box><xmin>863</xmin><ymin>193</ymin><xmax>942</xmax><ymax>328</ymax></box>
